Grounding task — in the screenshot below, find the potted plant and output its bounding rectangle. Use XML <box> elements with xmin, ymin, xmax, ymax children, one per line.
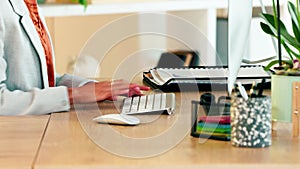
<box><xmin>260</xmin><ymin>0</ymin><xmax>300</xmax><ymax>122</ymax></box>
<box><xmin>38</xmin><ymin>0</ymin><xmax>89</xmax><ymax>8</ymax></box>
<box><xmin>73</xmin><ymin>0</ymin><xmax>89</xmax><ymax>8</ymax></box>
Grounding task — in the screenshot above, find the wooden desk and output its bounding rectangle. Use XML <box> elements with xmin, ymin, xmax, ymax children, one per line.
<box><xmin>0</xmin><ymin>115</ymin><xmax>50</xmax><ymax>169</ymax></box>
<box><xmin>34</xmin><ymin>92</ymin><xmax>300</xmax><ymax>169</ymax></box>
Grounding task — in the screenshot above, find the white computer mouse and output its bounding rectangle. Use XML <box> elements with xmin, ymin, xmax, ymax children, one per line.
<box><xmin>93</xmin><ymin>114</ymin><xmax>140</xmax><ymax>125</ymax></box>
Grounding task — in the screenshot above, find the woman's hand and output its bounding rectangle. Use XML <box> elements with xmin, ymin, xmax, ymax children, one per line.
<box><xmin>68</xmin><ymin>79</ymin><xmax>150</xmax><ymax>104</ymax></box>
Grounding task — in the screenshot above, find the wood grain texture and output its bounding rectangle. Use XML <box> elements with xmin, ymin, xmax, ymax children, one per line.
<box><xmin>34</xmin><ymin>91</ymin><xmax>300</xmax><ymax>169</ymax></box>
<box><xmin>0</xmin><ymin>115</ymin><xmax>50</xmax><ymax>169</ymax></box>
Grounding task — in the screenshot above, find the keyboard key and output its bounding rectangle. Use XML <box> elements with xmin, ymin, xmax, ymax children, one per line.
<box><xmin>130</xmin><ymin>96</ymin><xmax>140</xmax><ymax>112</ymax></box>
<box><xmin>166</xmin><ymin>93</ymin><xmax>176</xmax><ymax>115</ymax></box>
<box><xmin>138</xmin><ymin>95</ymin><xmax>147</xmax><ymax>111</ymax></box>
<box><xmin>145</xmin><ymin>94</ymin><xmax>154</xmax><ymax>110</ymax></box>
<box><xmin>161</xmin><ymin>93</ymin><xmax>166</xmax><ymax>109</ymax></box>
<box><xmin>122</xmin><ymin>97</ymin><xmax>132</xmax><ymax>113</ymax></box>
<box><xmin>153</xmin><ymin>94</ymin><xmax>162</xmax><ymax>110</ymax></box>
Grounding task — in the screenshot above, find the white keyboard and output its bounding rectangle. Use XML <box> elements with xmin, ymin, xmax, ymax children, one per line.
<box><xmin>121</xmin><ymin>93</ymin><xmax>176</xmax><ymax>115</ymax></box>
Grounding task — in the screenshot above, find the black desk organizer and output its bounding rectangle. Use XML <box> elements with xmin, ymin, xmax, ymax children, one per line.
<box><xmin>190</xmin><ymin>96</ymin><xmax>231</xmax><ymax>141</ymax></box>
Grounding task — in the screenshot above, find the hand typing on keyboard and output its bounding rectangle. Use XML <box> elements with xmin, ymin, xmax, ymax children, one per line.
<box><xmin>128</xmin><ymin>84</ymin><xmax>150</xmax><ymax>97</ymax></box>
<box><xmin>121</xmin><ymin>93</ymin><xmax>176</xmax><ymax>115</ymax></box>
<box><xmin>69</xmin><ymin>80</ymin><xmax>150</xmax><ymax>104</ymax></box>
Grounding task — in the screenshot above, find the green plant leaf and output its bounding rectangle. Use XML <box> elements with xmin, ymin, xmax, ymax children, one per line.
<box><xmin>260</xmin><ymin>13</ymin><xmax>300</xmax><ymax>50</ymax></box>
<box><xmin>264</xmin><ymin>59</ymin><xmax>293</xmax><ymax>71</ymax></box>
<box><xmin>281</xmin><ymin>42</ymin><xmax>292</xmax><ymax>59</ymax></box>
<box><xmin>260</xmin><ymin>22</ymin><xmax>276</xmax><ymax>36</ymax></box>
<box><xmin>288</xmin><ymin>1</ymin><xmax>300</xmax><ymax>42</ymax></box>
<box><xmin>264</xmin><ymin>60</ymin><xmax>280</xmax><ymax>71</ymax></box>
<box><xmin>272</xmin><ymin>0</ymin><xmax>278</xmax><ymax>29</ymax></box>
<box><xmin>296</xmin><ymin>0</ymin><xmax>300</xmax><ymax>31</ymax></box>
<box><xmin>281</xmin><ymin>41</ymin><xmax>300</xmax><ymax>60</ymax></box>
<box><xmin>292</xmin><ymin>21</ymin><xmax>300</xmax><ymax>42</ymax></box>
<box><xmin>260</xmin><ymin>21</ymin><xmax>300</xmax><ymax>61</ymax></box>
<box><xmin>79</xmin><ymin>0</ymin><xmax>88</xmax><ymax>9</ymax></box>
<box><xmin>260</xmin><ymin>13</ymin><xmax>284</xmax><ymax>35</ymax></box>
<box><xmin>283</xmin><ymin>60</ymin><xmax>294</xmax><ymax>68</ymax></box>
<box><xmin>72</xmin><ymin>0</ymin><xmax>88</xmax><ymax>10</ymax></box>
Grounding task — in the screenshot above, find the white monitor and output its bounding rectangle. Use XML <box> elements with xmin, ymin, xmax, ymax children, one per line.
<box><xmin>227</xmin><ymin>0</ymin><xmax>253</xmax><ymax>93</ymax></box>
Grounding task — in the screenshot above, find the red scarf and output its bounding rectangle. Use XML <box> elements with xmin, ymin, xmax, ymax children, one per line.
<box><xmin>24</xmin><ymin>0</ymin><xmax>55</xmax><ymax>87</ymax></box>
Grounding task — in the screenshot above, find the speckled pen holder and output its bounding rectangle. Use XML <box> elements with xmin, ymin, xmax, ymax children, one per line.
<box><xmin>230</xmin><ymin>96</ymin><xmax>272</xmax><ymax>148</ymax></box>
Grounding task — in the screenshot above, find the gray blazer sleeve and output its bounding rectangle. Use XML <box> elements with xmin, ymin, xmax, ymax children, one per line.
<box><xmin>0</xmin><ymin>57</ymin><xmax>71</xmax><ymax>115</ymax></box>
<box><xmin>0</xmin><ymin>83</ymin><xmax>70</xmax><ymax>116</ymax></box>
<box><xmin>56</xmin><ymin>73</ymin><xmax>94</xmax><ymax>88</ymax></box>
<box><xmin>0</xmin><ymin>1</ymin><xmax>92</xmax><ymax>115</ymax></box>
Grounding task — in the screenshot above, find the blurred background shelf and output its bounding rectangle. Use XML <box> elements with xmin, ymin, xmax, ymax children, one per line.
<box><xmin>40</xmin><ymin>0</ymin><xmax>288</xmax><ymax>78</ymax></box>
